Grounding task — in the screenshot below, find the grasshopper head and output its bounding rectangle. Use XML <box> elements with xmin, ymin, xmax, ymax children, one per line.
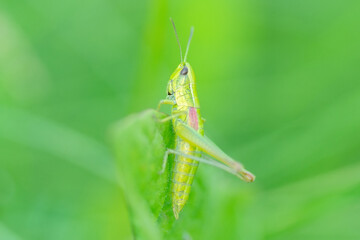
<box><xmin>169</xmin><ymin>18</ymin><xmax>194</xmax><ymax>83</ymax></box>
<box><xmin>168</xmin><ymin>19</ymin><xmax>195</xmax><ymax>98</ymax></box>
<box><xmin>167</xmin><ymin>62</ymin><xmax>195</xmax><ymax>96</ymax></box>
<box><xmin>169</xmin><ymin>62</ymin><xmax>192</xmax><ymax>80</ymax></box>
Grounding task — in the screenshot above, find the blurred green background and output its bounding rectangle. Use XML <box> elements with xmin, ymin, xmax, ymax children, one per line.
<box><xmin>1</xmin><ymin>0</ymin><xmax>360</xmax><ymax>239</ymax></box>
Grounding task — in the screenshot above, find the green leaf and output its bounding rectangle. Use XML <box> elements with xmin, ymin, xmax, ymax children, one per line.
<box><xmin>110</xmin><ymin>109</ymin><xmax>258</xmax><ymax>240</ymax></box>
<box><xmin>110</xmin><ymin>109</ymin><xmax>175</xmax><ymax>239</ymax></box>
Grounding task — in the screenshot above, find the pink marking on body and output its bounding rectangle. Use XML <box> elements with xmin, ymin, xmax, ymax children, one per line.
<box><xmin>188</xmin><ymin>107</ymin><xmax>199</xmax><ymax>130</ymax></box>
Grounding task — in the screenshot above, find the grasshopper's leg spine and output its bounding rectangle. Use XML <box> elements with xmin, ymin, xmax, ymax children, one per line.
<box><xmin>159</xmin><ymin>149</ymin><xmax>172</xmax><ymax>174</ymax></box>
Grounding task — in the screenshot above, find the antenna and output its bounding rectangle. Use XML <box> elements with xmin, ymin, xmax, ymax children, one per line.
<box><xmin>170</xmin><ymin>18</ymin><xmax>183</xmax><ymax>63</ymax></box>
<box><xmin>184</xmin><ymin>26</ymin><xmax>194</xmax><ymax>62</ymax></box>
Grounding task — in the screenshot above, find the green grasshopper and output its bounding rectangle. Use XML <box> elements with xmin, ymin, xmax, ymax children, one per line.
<box><xmin>157</xmin><ymin>19</ymin><xmax>255</xmax><ymax>219</ymax></box>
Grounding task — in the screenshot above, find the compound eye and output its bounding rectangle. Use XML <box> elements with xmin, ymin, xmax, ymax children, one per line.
<box><xmin>180</xmin><ymin>66</ymin><xmax>188</xmax><ymax>75</ymax></box>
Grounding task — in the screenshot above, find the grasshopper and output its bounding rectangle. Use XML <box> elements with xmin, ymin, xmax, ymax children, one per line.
<box><xmin>157</xmin><ymin>19</ymin><xmax>255</xmax><ymax>219</ymax></box>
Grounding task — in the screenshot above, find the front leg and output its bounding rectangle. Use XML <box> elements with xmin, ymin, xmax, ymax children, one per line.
<box><xmin>157</xmin><ymin>99</ymin><xmax>175</xmax><ymax>111</ymax></box>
